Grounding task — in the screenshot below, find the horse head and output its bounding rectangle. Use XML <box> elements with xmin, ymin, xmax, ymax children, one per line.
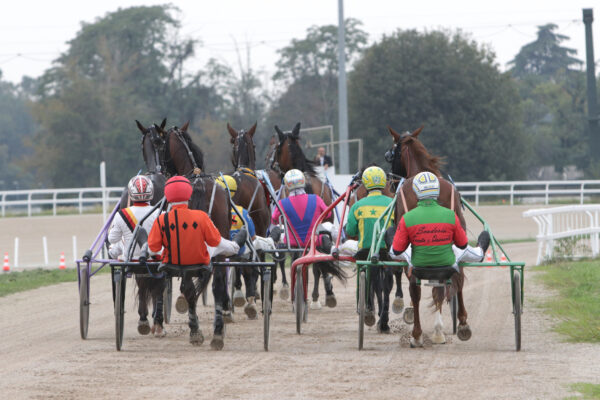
<box><xmin>164</xmin><ymin>122</ymin><xmax>205</xmax><ymax>177</ymax></box>
<box><xmin>385</xmin><ymin>125</ymin><xmax>441</xmax><ymax>178</ymax></box>
<box><xmin>136</xmin><ymin>118</ymin><xmax>167</xmax><ymax>174</ymax></box>
<box><xmin>273</xmin><ymin>122</ymin><xmax>308</xmax><ymax>172</ymax></box>
<box><xmin>228</xmin><ymin>122</ymin><xmax>257</xmax><ymax>170</ymax></box>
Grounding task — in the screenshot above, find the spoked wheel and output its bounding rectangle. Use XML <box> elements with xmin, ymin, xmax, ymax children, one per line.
<box><xmin>295</xmin><ymin>267</ymin><xmax>304</xmax><ymax>334</ymax></box>
<box><xmin>163</xmin><ymin>277</ymin><xmax>173</xmax><ymax>324</ymax></box>
<box><xmin>513</xmin><ymin>270</ymin><xmax>522</xmax><ymax>351</ymax></box>
<box><xmin>114</xmin><ymin>270</ymin><xmax>126</xmax><ymax>351</ymax></box>
<box><xmin>358</xmin><ymin>270</ymin><xmax>366</xmax><ymax>350</ymax></box>
<box><xmin>79</xmin><ymin>265</ymin><xmax>90</xmax><ymax>339</ymax></box>
<box><xmin>263</xmin><ymin>269</ymin><xmax>272</xmax><ymax>351</ymax></box>
<box><xmin>450</xmin><ymin>294</ymin><xmax>458</xmax><ymax>335</ymax></box>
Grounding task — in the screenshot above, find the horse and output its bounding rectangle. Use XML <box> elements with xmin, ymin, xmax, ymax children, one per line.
<box><xmin>272</xmin><ymin>122</ymin><xmax>339</xmax><ymax>309</ymax></box>
<box><xmin>152</xmin><ymin>122</ymin><xmax>233</xmax><ymax>350</ymax></box>
<box><xmin>226</xmin><ymin>122</ymin><xmax>278</xmax><ymax>312</ymax></box>
<box><xmin>386</xmin><ymin>125</ymin><xmax>470</xmax><ymax>346</ymax></box>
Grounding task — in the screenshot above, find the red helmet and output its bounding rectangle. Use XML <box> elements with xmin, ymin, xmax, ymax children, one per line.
<box><xmin>128</xmin><ymin>175</ymin><xmax>154</xmax><ymax>202</ymax></box>
<box><xmin>165</xmin><ymin>176</ymin><xmax>193</xmax><ymax>203</ymax></box>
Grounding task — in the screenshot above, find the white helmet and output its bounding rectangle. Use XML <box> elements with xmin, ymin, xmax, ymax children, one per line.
<box><xmin>283</xmin><ymin>169</ymin><xmax>305</xmax><ymax>192</ymax></box>
<box><xmin>412</xmin><ymin>171</ymin><xmax>439</xmax><ymax>199</ymax></box>
<box><xmin>128</xmin><ymin>175</ymin><xmax>154</xmax><ymax>202</ymax></box>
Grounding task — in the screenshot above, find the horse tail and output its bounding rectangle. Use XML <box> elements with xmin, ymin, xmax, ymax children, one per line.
<box><xmin>134</xmin><ymin>275</ymin><xmax>152</xmax><ymax>307</ymax></box>
<box><xmin>192</xmin><ymin>270</ymin><xmax>212</xmax><ymax>299</ymax></box>
<box><xmin>429</xmin><ymin>270</ymin><xmax>463</xmax><ymax>310</ymax></box>
<box><xmin>317</xmin><ymin>261</ymin><xmax>347</xmax><ymax>284</ymax></box>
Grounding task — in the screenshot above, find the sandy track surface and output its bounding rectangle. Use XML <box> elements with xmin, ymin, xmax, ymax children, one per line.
<box><xmin>1</xmin><ymin>242</ymin><xmax>599</xmax><ymax>399</ymax></box>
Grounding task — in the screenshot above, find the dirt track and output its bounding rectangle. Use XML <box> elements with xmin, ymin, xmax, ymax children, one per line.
<box><xmin>1</xmin><ymin>240</ymin><xmax>599</xmax><ymax>399</ymax></box>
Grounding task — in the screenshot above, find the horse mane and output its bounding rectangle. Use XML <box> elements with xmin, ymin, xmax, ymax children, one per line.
<box><xmin>403</xmin><ymin>136</ymin><xmax>443</xmax><ymax>177</ymax></box>
<box><xmin>288</xmin><ymin>136</ymin><xmax>317</xmax><ymax>176</ymax></box>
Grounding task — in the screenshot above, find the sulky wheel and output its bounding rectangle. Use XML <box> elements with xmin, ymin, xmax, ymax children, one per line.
<box><xmin>451</xmin><ymin>294</ymin><xmax>458</xmax><ymax>335</ymax></box>
<box><xmin>358</xmin><ymin>270</ymin><xmax>366</xmax><ymax>350</ymax></box>
<box><xmin>79</xmin><ymin>265</ymin><xmax>90</xmax><ymax>339</ymax></box>
<box><xmin>295</xmin><ymin>267</ymin><xmax>304</xmax><ymax>334</ymax></box>
<box><xmin>263</xmin><ymin>269</ymin><xmax>272</xmax><ymax>351</ymax></box>
<box><xmin>513</xmin><ymin>270</ymin><xmax>522</xmax><ymax>351</ymax></box>
<box><xmin>114</xmin><ymin>270</ymin><xmax>126</xmax><ymax>351</ymax></box>
<box><xmin>163</xmin><ymin>277</ymin><xmax>173</xmax><ymax>324</ymax></box>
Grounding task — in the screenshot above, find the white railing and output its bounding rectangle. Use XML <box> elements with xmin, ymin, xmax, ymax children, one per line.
<box><xmin>523</xmin><ymin>205</ymin><xmax>600</xmax><ymax>265</ymax></box>
<box><xmin>456</xmin><ymin>180</ymin><xmax>600</xmax><ymax>206</ymax></box>
<box><xmin>0</xmin><ymin>187</ymin><xmax>124</xmax><ymax>217</ymax></box>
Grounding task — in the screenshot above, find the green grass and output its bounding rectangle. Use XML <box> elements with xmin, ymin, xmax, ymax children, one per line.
<box><xmin>0</xmin><ymin>268</ymin><xmax>80</xmax><ymax>297</ymax></box>
<box><xmin>566</xmin><ymin>383</ymin><xmax>600</xmax><ymax>399</ymax></box>
<box><xmin>534</xmin><ymin>260</ymin><xmax>600</xmax><ymax>343</ymax></box>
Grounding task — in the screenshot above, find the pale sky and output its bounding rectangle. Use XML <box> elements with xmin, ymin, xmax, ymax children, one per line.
<box><xmin>0</xmin><ymin>0</ymin><xmax>597</xmax><ymax>84</ymax></box>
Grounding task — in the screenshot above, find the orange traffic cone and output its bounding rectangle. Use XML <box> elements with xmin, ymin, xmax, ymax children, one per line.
<box><xmin>500</xmin><ymin>252</ymin><xmax>507</xmax><ymax>262</ymax></box>
<box><xmin>485</xmin><ymin>250</ymin><xmax>492</xmax><ymax>262</ymax></box>
<box><xmin>3</xmin><ymin>252</ymin><xmax>10</xmax><ymax>272</ymax></box>
<box><xmin>59</xmin><ymin>252</ymin><xmax>66</xmax><ymax>270</ymax></box>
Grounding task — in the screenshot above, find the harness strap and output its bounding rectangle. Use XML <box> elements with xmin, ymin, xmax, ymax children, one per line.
<box><xmin>247</xmin><ymin>181</ymin><xmax>261</xmax><ymax>211</ymax></box>
<box><xmin>176</xmin><ymin>131</ymin><xmax>201</xmax><ymax>175</ymax></box>
<box><xmin>399</xmin><ymin>184</ymin><xmax>408</xmax><ymax>214</ymax></box>
<box><xmin>208</xmin><ymin>180</ymin><xmax>217</xmax><ymax>216</ymax></box>
<box><xmin>238</xmin><ymin>167</ymin><xmax>256</xmax><ymax>178</ymax></box>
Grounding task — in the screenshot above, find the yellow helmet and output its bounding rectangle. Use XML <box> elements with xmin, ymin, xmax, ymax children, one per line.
<box><xmin>216</xmin><ymin>175</ymin><xmax>237</xmax><ymax>195</ymax></box>
<box><xmin>362</xmin><ymin>166</ymin><xmax>386</xmax><ymax>190</ymax></box>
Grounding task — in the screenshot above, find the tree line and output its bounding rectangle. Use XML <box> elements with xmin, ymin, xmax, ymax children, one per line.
<box><xmin>1</xmin><ymin>5</ymin><xmax>597</xmax><ymax>188</ymax></box>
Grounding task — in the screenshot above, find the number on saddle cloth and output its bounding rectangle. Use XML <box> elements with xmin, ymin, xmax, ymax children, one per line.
<box><xmin>281</xmin><ymin>195</ymin><xmax>317</xmax><ymax>246</ymax></box>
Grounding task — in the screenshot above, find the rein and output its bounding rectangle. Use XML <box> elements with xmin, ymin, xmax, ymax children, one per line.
<box><xmin>173</xmin><ymin>129</ymin><xmax>202</xmax><ymax>176</ymax></box>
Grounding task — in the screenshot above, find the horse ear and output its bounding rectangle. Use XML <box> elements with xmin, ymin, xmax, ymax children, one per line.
<box><xmin>248</xmin><ymin>122</ymin><xmax>257</xmax><ymax>138</ymax></box>
<box><xmin>159</xmin><ymin>118</ymin><xmax>167</xmax><ymax>131</ymax></box>
<box><xmin>387</xmin><ymin>126</ymin><xmax>401</xmax><ymax>142</ymax></box>
<box><xmin>181</xmin><ymin>121</ymin><xmax>190</xmax><ymax>132</ymax></box>
<box><xmin>275</xmin><ymin>125</ymin><xmax>285</xmax><ymax>143</ymax></box>
<box><xmin>227</xmin><ymin>123</ymin><xmax>237</xmax><ymax>139</ymax></box>
<box><xmin>292</xmin><ymin>122</ymin><xmax>301</xmax><ymax>138</ymax></box>
<box><xmin>411</xmin><ymin>125</ymin><xmax>424</xmax><ymax>138</ymax></box>
<box><xmin>136</xmin><ymin>120</ymin><xmax>146</xmax><ymax>134</ymax></box>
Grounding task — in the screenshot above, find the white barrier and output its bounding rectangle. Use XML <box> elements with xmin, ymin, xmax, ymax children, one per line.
<box><xmin>523</xmin><ymin>205</ymin><xmax>600</xmax><ymax>265</ymax></box>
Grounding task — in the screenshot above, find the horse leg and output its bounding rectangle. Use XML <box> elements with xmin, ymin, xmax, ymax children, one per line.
<box><xmin>135</xmin><ymin>276</ymin><xmax>151</xmax><ymax>335</ymax></box>
<box><xmin>392</xmin><ymin>269</ymin><xmax>405</xmax><ymax>313</ymax></box>
<box><xmin>150</xmin><ymin>278</ymin><xmax>166</xmax><ymax>337</ymax></box>
<box><xmin>323</xmin><ymin>266</ymin><xmax>336</xmax><ymax>308</ymax></box>
<box><xmin>183</xmin><ymin>275</ymin><xmax>203</xmax><ymax>345</ymax></box>
<box><xmin>175</xmin><ymin>272</ymin><xmax>189</xmax><ymax>314</ymax></box>
<box><xmin>310</xmin><ymin>264</ymin><xmax>322</xmax><ymax>310</ymax></box>
<box><xmin>377</xmin><ymin>269</ymin><xmax>393</xmax><ymax>333</ymax></box>
<box><xmin>232</xmin><ymin>267</ymin><xmax>245</xmax><ymax>307</ymax></box>
<box><xmin>278</xmin><ymin>257</ymin><xmax>289</xmax><ymax>300</ymax></box>
<box><xmin>455</xmin><ymin>271</ymin><xmax>471</xmax><ymax>341</ymax></box>
<box><xmin>210</xmin><ymin>267</ymin><xmax>227</xmax><ymax>350</ymax></box>
<box><xmin>242</xmin><ymin>268</ymin><xmax>258</xmax><ymax>319</ymax></box>
<box><xmin>409</xmin><ymin>279</ymin><xmax>423</xmax><ymax>347</ymax></box>
<box><xmin>431</xmin><ymin>286</ymin><xmax>446</xmax><ymax>344</ymax></box>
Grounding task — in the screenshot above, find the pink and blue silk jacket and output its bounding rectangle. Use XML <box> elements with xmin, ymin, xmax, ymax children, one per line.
<box><xmin>271</xmin><ymin>193</ymin><xmax>330</xmax><ymax>247</ymax></box>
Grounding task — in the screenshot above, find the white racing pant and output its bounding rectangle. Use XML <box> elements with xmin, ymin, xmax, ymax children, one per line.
<box><xmin>207</xmin><ymin>238</ymin><xmax>241</xmax><ymax>258</ymax></box>
<box><xmin>390</xmin><ymin>244</ymin><xmax>484</xmax><ymax>271</ymax></box>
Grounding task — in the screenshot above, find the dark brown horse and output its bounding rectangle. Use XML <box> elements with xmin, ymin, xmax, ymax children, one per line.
<box><xmin>227</xmin><ymin>122</ymin><xmax>276</xmax><ymax>310</ymax></box>
<box><xmin>386</xmin><ymin>125</ymin><xmax>470</xmax><ymax>346</ymax></box>
<box><xmin>156</xmin><ymin>123</ymin><xmax>233</xmax><ymax>350</ymax></box>
<box><xmin>272</xmin><ymin>122</ymin><xmax>338</xmax><ymax>308</ymax></box>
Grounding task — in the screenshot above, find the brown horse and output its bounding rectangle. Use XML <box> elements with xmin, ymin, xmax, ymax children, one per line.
<box><xmin>273</xmin><ymin>122</ymin><xmax>339</xmax><ymax>309</ymax></box>
<box><xmin>157</xmin><ymin>123</ymin><xmax>233</xmax><ymax>350</ymax></box>
<box><xmin>386</xmin><ymin>125</ymin><xmax>470</xmax><ymax>346</ymax></box>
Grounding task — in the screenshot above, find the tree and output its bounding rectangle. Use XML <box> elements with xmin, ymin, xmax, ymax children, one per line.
<box><xmin>349</xmin><ymin>29</ymin><xmax>528</xmax><ymax>180</ymax></box>
<box><xmin>508</xmin><ymin>24</ymin><xmax>582</xmax><ymax>80</ymax></box>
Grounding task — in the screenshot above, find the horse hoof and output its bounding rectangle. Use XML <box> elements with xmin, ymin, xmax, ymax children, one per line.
<box><xmin>377</xmin><ymin>321</ymin><xmax>391</xmax><ymax>334</ymax></box>
<box><xmin>279</xmin><ymin>284</ymin><xmax>290</xmax><ymax>300</ymax></box>
<box><xmin>190</xmin><ymin>330</ymin><xmax>204</xmax><ymax>346</ymax></box>
<box><xmin>175</xmin><ymin>294</ymin><xmax>189</xmax><ymax>314</ymax></box>
<box><xmin>210</xmin><ymin>335</ymin><xmax>224</xmax><ymax>351</ymax></box>
<box><xmin>403</xmin><ymin>307</ymin><xmax>414</xmax><ymax>325</ymax></box>
<box><xmin>431</xmin><ymin>330</ymin><xmax>446</xmax><ymax>344</ymax></box>
<box><xmin>392</xmin><ymin>297</ymin><xmax>404</xmax><ymax>314</ymax></box>
<box><xmin>244</xmin><ymin>303</ymin><xmax>258</xmax><ymax>320</ymax></box>
<box><xmin>233</xmin><ymin>290</ymin><xmax>246</xmax><ymax>307</ymax></box>
<box><xmin>410</xmin><ymin>335</ymin><xmax>424</xmax><ymax>348</ymax></box>
<box><xmin>325</xmin><ymin>294</ymin><xmax>337</xmax><ymax>308</ymax></box>
<box><xmin>310</xmin><ymin>300</ymin><xmax>322</xmax><ymax>310</ymax></box>
<box><xmin>137</xmin><ymin>320</ymin><xmax>151</xmax><ymax>335</ymax></box>
<box><xmin>457</xmin><ymin>324</ymin><xmax>472</xmax><ymax>341</ymax></box>
<box><xmin>223</xmin><ymin>311</ymin><xmax>234</xmax><ymax>324</ymax></box>
<box><xmin>153</xmin><ymin>324</ymin><xmax>166</xmax><ymax>338</ymax></box>
<box><xmin>364</xmin><ymin>311</ymin><xmax>376</xmax><ymax>327</ymax></box>
<box><xmin>255</xmin><ymin>291</ymin><xmax>260</xmax><ymax>301</ymax></box>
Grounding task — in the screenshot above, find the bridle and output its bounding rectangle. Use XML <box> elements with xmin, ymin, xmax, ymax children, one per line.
<box><xmin>142</xmin><ymin>126</ymin><xmax>166</xmax><ymax>174</ymax></box>
<box><xmin>385</xmin><ymin>131</ymin><xmax>412</xmax><ymax>178</ymax></box>
<box><xmin>232</xmin><ymin>129</ymin><xmax>255</xmax><ymax>170</ymax></box>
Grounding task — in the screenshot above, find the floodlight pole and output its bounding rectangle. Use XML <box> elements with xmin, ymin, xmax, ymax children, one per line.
<box><xmin>337</xmin><ymin>0</ymin><xmax>349</xmax><ymax>174</ymax></box>
<box><xmin>583</xmin><ymin>9</ymin><xmax>600</xmax><ymax>154</ymax></box>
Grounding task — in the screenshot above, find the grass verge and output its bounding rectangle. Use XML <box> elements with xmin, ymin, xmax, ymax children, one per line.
<box><xmin>566</xmin><ymin>383</ymin><xmax>600</xmax><ymax>399</ymax></box>
<box><xmin>0</xmin><ymin>268</ymin><xmax>79</xmax><ymax>297</ymax></box>
<box><xmin>534</xmin><ymin>260</ymin><xmax>600</xmax><ymax>343</ymax></box>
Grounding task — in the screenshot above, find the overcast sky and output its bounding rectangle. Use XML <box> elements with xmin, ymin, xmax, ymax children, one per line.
<box><xmin>0</xmin><ymin>0</ymin><xmax>597</xmax><ymax>84</ymax></box>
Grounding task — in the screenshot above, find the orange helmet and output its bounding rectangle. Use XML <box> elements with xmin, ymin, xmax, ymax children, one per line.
<box><xmin>165</xmin><ymin>176</ymin><xmax>192</xmax><ymax>203</ymax></box>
